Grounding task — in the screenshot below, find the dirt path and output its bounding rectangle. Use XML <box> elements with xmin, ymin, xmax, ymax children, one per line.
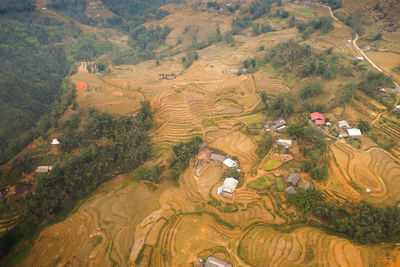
<box><xmin>323</xmin><ymin>5</ymin><xmax>398</xmax><ymax>87</ymax></box>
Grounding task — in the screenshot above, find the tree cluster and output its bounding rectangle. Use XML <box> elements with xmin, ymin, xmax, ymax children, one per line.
<box><xmin>297</xmin><ymin>16</ymin><xmax>334</xmax><ymax>39</ymax></box>
<box><xmin>172</xmin><ymin>136</ymin><xmax>202</xmax><ymax>169</ymax></box>
<box><xmin>265</xmin><ymin>40</ymin><xmax>339</xmax><ymax>79</ymax></box>
<box><xmin>0</xmin><ymin>104</ymin><xmax>153</xmax><ymax>261</ymax></box>
<box><xmin>287</xmin><ymin>188</ymin><xmax>400</xmax><ymax>244</ymax></box>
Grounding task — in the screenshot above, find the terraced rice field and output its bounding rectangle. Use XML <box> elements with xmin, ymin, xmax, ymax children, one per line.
<box><xmin>253</xmin><ymin>72</ymin><xmax>290</xmax><ymax>96</ymax></box>
<box><xmin>18</xmin><ymin>175</ymin><xmax>170</xmax><ymax>267</ymax></box>
<box><xmin>239</xmin><ymin>225</ymin><xmax>391</xmax><ymax>267</ymax></box>
<box><xmin>210</xmin><ymin>131</ymin><xmax>258</xmax><ymax>172</ymax></box>
<box><xmin>330</xmin><ymin>141</ymin><xmax>400</xmax><ymax>203</ymax></box>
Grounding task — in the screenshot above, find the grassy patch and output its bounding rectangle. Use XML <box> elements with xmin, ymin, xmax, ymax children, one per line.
<box><xmin>299</xmin><ymin>6</ymin><xmax>315</xmax><ymax>19</ymax></box>
<box><xmin>247</xmin><ymin>176</ymin><xmax>270</xmax><ymax>191</ymax></box>
<box><xmin>96</xmin><ymin>235</ymin><xmax>103</xmax><ymax>244</ymax></box>
<box><xmin>26</xmin><ymin>142</ymin><xmax>51</xmax><ymax>156</ymax></box>
<box><xmin>264</xmin><ymin>159</ymin><xmax>276</xmax><ymax>170</ymax></box>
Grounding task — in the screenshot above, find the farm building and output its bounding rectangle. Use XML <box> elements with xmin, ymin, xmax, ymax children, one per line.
<box><xmin>35</xmin><ymin>166</ymin><xmax>53</xmax><ymax>173</ymax></box>
<box><xmin>210</xmin><ymin>153</ymin><xmax>225</xmax><ymax>162</ymax></box>
<box><xmin>393</xmin><ymin>105</ymin><xmax>400</xmax><ymax>111</ymax></box>
<box><xmin>276</xmin><ymin>139</ymin><xmax>292</xmax><ymax>148</ymax></box>
<box><xmin>347</xmin><ymin>128</ymin><xmax>362</xmax><ymax>139</ymax></box>
<box><xmin>217</xmin><ymin>177</ymin><xmax>239</xmax><ymax>197</ymax></box>
<box><xmin>310</xmin><ymin>112</ymin><xmax>326</xmax><ymax>126</ymax></box>
<box><xmin>205</xmin><ymin>256</ymin><xmax>232</xmax><ymax>267</ymax></box>
<box><xmin>356</xmin><ymin>56</ymin><xmax>364</xmax><ymax>61</ymax></box>
<box><xmin>15</xmin><ymin>183</ymin><xmax>32</xmax><ymax>194</ymax></box>
<box><xmin>337</xmin><ymin>120</ymin><xmax>350</xmax><ymax>129</ymax></box>
<box><xmin>223</xmin><ymin>158</ymin><xmax>238</xmax><ymax>168</ymax></box>
<box><xmin>269</xmin><ymin>119</ymin><xmax>286</xmax><ymax>131</ymax></box>
<box><xmin>285</xmin><ymin>173</ymin><xmax>301</xmax><ymax>187</ymax></box>
<box><xmin>285</xmin><ymin>186</ymin><xmax>297</xmax><ymax>194</ymax></box>
<box><xmin>302</xmin><ymin>182</ymin><xmax>314</xmax><ymax>190</ymax></box>
<box><xmin>51</xmin><ymin>138</ymin><xmax>59</xmax><ymax>145</ymax></box>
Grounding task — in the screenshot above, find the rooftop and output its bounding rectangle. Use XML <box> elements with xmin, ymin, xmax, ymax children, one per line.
<box><xmin>205</xmin><ymin>256</ymin><xmax>232</xmax><ymax>267</ymax></box>
<box><xmin>285</xmin><ymin>173</ymin><xmax>301</xmax><ymax>186</ymax></box>
<box><xmin>219</xmin><ymin>177</ymin><xmax>239</xmax><ymax>194</ymax></box>
<box><xmin>210</xmin><ymin>153</ymin><xmax>226</xmax><ymax>162</ymax></box>
<box><xmin>310</xmin><ymin>112</ymin><xmax>324</xmax><ymax>121</ymax></box>
<box><xmin>285</xmin><ymin>186</ymin><xmax>297</xmax><ymax>194</ymax></box>
<box><xmin>223</xmin><ymin>158</ymin><xmax>238</xmax><ymax>168</ymax></box>
<box><xmin>347</xmin><ymin>128</ymin><xmax>362</xmax><ymax>137</ymax></box>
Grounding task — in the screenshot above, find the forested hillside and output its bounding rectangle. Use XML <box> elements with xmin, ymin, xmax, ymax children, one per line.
<box><xmin>0</xmin><ymin>1</ymin><xmax>75</xmax><ymax>164</ymax></box>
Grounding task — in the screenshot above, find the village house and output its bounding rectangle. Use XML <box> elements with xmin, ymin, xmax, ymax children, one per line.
<box><xmin>268</xmin><ymin>119</ymin><xmax>286</xmax><ymax>131</ymax></box>
<box><xmin>15</xmin><ymin>183</ymin><xmax>32</xmax><ymax>194</ymax></box>
<box><xmin>285</xmin><ymin>186</ymin><xmax>297</xmax><ymax>194</ymax></box>
<box><xmin>337</xmin><ymin>120</ymin><xmax>350</xmax><ymax>129</ymax></box>
<box><xmin>310</xmin><ymin>112</ymin><xmax>326</xmax><ymax>126</ymax></box>
<box><xmin>356</xmin><ymin>56</ymin><xmax>364</xmax><ymax>61</ymax></box>
<box><xmin>210</xmin><ymin>153</ymin><xmax>225</xmax><ymax>162</ymax></box>
<box><xmin>205</xmin><ymin>256</ymin><xmax>232</xmax><ymax>267</ymax></box>
<box><xmin>393</xmin><ymin>105</ymin><xmax>400</xmax><ymax>111</ymax></box>
<box><xmin>276</xmin><ymin>139</ymin><xmax>292</xmax><ymax>149</ymax></box>
<box><xmin>285</xmin><ymin>173</ymin><xmax>301</xmax><ymax>187</ymax></box>
<box><xmin>347</xmin><ymin>128</ymin><xmax>362</xmax><ymax>139</ymax></box>
<box><xmin>35</xmin><ymin>166</ymin><xmax>53</xmax><ymax>173</ymax></box>
<box><xmin>302</xmin><ymin>182</ymin><xmax>314</xmax><ymax>190</ymax></box>
<box><xmin>217</xmin><ymin>177</ymin><xmax>239</xmax><ymax>197</ymax></box>
<box><xmin>223</xmin><ymin>158</ymin><xmax>238</xmax><ymax>168</ymax></box>
<box><xmin>51</xmin><ymin>138</ymin><xmax>59</xmax><ymax>145</ymax></box>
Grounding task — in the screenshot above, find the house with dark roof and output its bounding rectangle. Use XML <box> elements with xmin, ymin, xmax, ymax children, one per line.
<box><xmin>210</xmin><ymin>153</ymin><xmax>226</xmax><ymax>162</ymax></box>
<box><xmin>285</xmin><ymin>186</ymin><xmax>297</xmax><ymax>194</ymax></box>
<box><xmin>15</xmin><ymin>183</ymin><xmax>32</xmax><ymax>194</ymax></box>
<box><xmin>302</xmin><ymin>182</ymin><xmax>314</xmax><ymax>190</ymax></box>
<box><xmin>285</xmin><ymin>173</ymin><xmax>301</xmax><ymax>187</ymax></box>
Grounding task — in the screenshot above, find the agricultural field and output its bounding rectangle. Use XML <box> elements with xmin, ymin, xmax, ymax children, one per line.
<box><xmin>330</xmin><ymin>140</ymin><xmax>400</xmax><ymax>205</ymax></box>
<box><xmin>4</xmin><ymin>0</ymin><xmax>400</xmax><ymax>266</ymax></box>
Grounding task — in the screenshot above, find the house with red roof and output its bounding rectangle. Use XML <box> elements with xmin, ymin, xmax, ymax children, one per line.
<box><xmin>310</xmin><ymin>112</ymin><xmax>326</xmax><ymax>126</ymax></box>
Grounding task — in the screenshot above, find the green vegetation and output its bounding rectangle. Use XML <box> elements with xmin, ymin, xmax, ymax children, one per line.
<box><xmin>299</xmin><ymin>80</ymin><xmax>324</xmax><ymax>99</ymax></box>
<box><xmin>181</xmin><ymin>50</ymin><xmax>199</xmax><ymax>69</ymax></box>
<box><xmin>287</xmin><ymin>123</ymin><xmax>326</xmax><ymax>172</ymax></box>
<box><xmin>265</xmin><ymin>40</ymin><xmax>339</xmax><ymax>79</ymax></box>
<box><xmin>247</xmin><ymin>177</ymin><xmax>269</xmax><ymax>191</ymax></box>
<box><xmin>287</xmin><ymin>188</ymin><xmax>400</xmax><ymax>244</ymax></box>
<box><xmin>319</xmin><ymin>0</ymin><xmax>342</xmax><ymax>10</ymax></box>
<box><xmin>172</xmin><ymin>136</ymin><xmax>202</xmax><ymax>169</ymax></box>
<box><xmin>392</xmin><ymin>64</ymin><xmax>400</xmax><ymax>74</ymax></box>
<box><xmin>256</xmin><ymin>134</ymin><xmax>274</xmax><ymax>157</ymax></box>
<box><xmin>101</xmin><ymin>0</ymin><xmax>177</xmax><ymax>26</ymax></box>
<box><xmin>309</xmin><ymin>163</ymin><xmax>328</xmax><ymax>181</ymax></box>
<box><xmin>134</xmin><ymin>166</ymin><xmax>162</xmax><ymax>184</ymax></box>
<box><xmin>357</xmin><ymin>119</ymin><xmax>371</xmax><ymax>133</ymax></box>
<box><xmin>227</xmin><ymin>169</ymin><xmax>241</xmax><ymax>179</ymax></box>
<box><xmin>297</xmin><ymin>16</ymin><xmax>334</xmax><ymax>39</ymax></box>
<box><xmin>0</xmin><ymin>103</ymin><xmax>153</xmax><ymax>261</ymax></box>
<box><xmin>344</xmin><ymin>15</ymin><xmax>365</xmax><ymax>35</ymax></box>
<box><xmin>264</xmin><ymin>159</ymin><xmax>276</xmax><ymax>170</ymax></box>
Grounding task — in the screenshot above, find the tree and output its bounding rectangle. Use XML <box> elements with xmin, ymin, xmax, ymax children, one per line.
<box><xmin>288</xmin><ymin>123</ymin><xmax>304</xmax><ymax>139</ymax></box>
<box><xmin>310</xmin><ymin>164</ymin><xmax>328</xmax><ymax>181</ymax></box>
<box><xmin>134</xmin><ymin>166</ymin><xmax>161</xmax><ymax>183</ymax></box>
<box><xmin>256</xmin><ymin>134</ymin><xmax>274</xmax><ymax>157</ymax></box>
<box><xmin>227</xmin><ymin>169</ymin><xmax>241</xmax><ymax>179</ymax></box>
<box><xmin>299</xmin><ymin>80</ymin><xmax>324</xmax><ymax>99</ymax></box>
<box><xmin>357</xmin><ymin>119</ymin><xmax>370</xmax><ymax>132</ymax></box>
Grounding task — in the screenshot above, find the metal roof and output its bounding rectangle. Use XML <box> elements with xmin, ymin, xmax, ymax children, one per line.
<box><xmin>205</xmin><ymin>256</ymin><xmax>232</xmax><ymax>267</ymax></box>
<box><xmin>220</xmin><ymin>178</ymin><xmax>239</xmax><ymax>193</ymax></box>
<box><xmin>347</xmin><ymin>128</ymin><xmax>362</xmax><ymax>137</ymax></box>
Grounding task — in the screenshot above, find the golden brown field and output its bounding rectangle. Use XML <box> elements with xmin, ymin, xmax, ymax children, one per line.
<box><xmin>13</xmin><ymin>1</ymin><xmax>400</xmax><ymax>266</ymax></box>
